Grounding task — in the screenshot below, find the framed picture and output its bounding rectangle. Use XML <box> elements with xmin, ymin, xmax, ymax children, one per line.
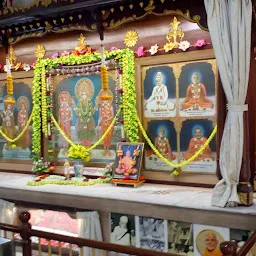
<box><xmin>51</xmin><ymin>69</ymin><xmax>122</xmax><ymax>165</ymax></box>
<box><xmin>168</xmin><ymin>221</ymin><xmax>193</xmax><ymax>255</ymax></box>
<box><xmin>0</xmin><ymin>71</ymin><xmax>34</xmax><ymax>171</ymax></box>
<box><xmin>193</xmin><ymin>224</ymin><xmax>229</xmax><ymax>256</ymax></box>
<box><xmin>136</xmin><ymin>49</ymin><xmax>222</xmax><ymax>185</ymax></box>
<box><xmin>111</xmin><ymin>213</ymin><xmax>136</xmax><ymax>247</ymax></box>
<box><xmin>136</xmin><ymin>216</ymin><xmax>168</xmax><ymax>252</ymax></box>
<box><xmin>113</xmin><ymin>142</ymin><xmax>144</xmax><ymax>180</ymax></box>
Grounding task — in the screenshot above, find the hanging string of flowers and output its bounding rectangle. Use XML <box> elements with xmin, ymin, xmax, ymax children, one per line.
<box><xmin>121</xmin><ymin>49</ymin><xmax>138</xmax><ymax>142</ymax></box>
<box><xmin>51</xmin><ymin>108</ymin><xmax>121</xmax><ymax>152</ymax></box>
<box><xmin>32</xmin><ymin>60</ymin><xmax>42</xmax><ymax>154</ymax></box>
<box><xmin>46</xmin><ymin>76</ymin><xmax>54</xmax><ymax>168</ymax></box>
<box><xmin>136</xmin><ymin>113</ymin><xmax>217</xmax><ymax>175</ymax></box>
<box><xmin>41</xmin><ymin>65</ymin><xmax>48</xmax><ymax>136</ymax></box>
<box><xmin>0</xmin><ymin>109</ymin><xmax>34</xmax><ymax>143</ymax></box>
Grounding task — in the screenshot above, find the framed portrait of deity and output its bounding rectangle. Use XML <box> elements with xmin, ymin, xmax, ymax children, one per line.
<box><xmin>0</xmin><ymin>71</ymin><xmax>34</xmax><ymax>169</ymax></box>
<box><xmin>50</xmin><ymin>69</ymin><xmax>122</xmax><ymax>165</ymax></box>
<box><xmin>135</xmin><ymin>49</ymin><xmax>222</xmax><ymax>185</ymax></box>
<box><xmin>113</xmin><ymin>142</ymin><xmax>144</xmax><ymax>180</ymax></box>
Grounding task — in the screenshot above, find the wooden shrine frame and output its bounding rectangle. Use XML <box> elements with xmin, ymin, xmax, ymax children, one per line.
<box><xmin>135</xmin><ymin>49</ymin><xmax>226</xmax><ymax>187</ymax></box>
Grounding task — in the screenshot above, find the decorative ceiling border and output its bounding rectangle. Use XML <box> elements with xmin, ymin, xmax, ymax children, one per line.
<box><xmin>3</xmin><ymin>0</ymin><xmax>208</xmax><ymax>45</ymax></box>
<box><xmin>103</xmin><ymin>1</ymin><xmax>208</xmax><ymax>31</ymax></box>
<box><xmin>0</xmin><ymin>0</ymin><xmax>73</xmax><ymax>15</ymax></box>
<box><xmin>8</xmin><ymin>24</ymin><xmax>95</xmax><ymax>45</ymax></box>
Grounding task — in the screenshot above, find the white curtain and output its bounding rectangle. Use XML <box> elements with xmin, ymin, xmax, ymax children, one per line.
<box><xmin>0</xmin><ymin>199</ymin><xmax>16</xmax><ymax>237</ymax></box>
<box><xmin>204</xmin><ymin>0</ymin><xmax>252</xmax><ymax>207</ymax></box>
<box><xmin>77</xmin><ymin>211</ymin><xmax>103</xmax><ymax>256</ymax></box>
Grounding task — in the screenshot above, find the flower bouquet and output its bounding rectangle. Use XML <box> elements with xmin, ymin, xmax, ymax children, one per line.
<box><xmin>68</xmin><ymin>145</ymin><xmax>90</xmax><ymax>177</ymax></box>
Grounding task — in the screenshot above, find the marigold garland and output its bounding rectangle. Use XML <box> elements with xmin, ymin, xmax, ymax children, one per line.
<box><xmin>136</xmin><ymin>113</ymin><xmax>217</xmax><ymax>169</ymax></box>
<box><xmin>6</xmin><ymin>75</ymin><xmax>13</xmax><ymax>95</ymax></box>
<box><xmin>101</xmin><ymin>65</ymin><xmax>109</xmax><ymax>90</ymax></box>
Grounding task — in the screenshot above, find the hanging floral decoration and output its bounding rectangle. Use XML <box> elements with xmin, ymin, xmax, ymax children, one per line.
<box><xmin>32</xmin><ymin>60</ymin><xmax>43</xmax><ymax>154</ymax></box>
<box><xmin>149</xmin><ymin>44</ymin><xmax>159</xmax><ymax>55</ymax></box>
<box><xmin>32</xmin><ymin>48</ymin><xmax>139</xmax><ymax>155</ymax></box>
<box><xmin>195</xmin><ymin>39</ymin><xmax>207</xmax><ymax>47</ymax></box>
<box><xmin>6</xmin><ymin>74</ymin><xmax>13</xmax><ymax>95</ymax></box>
<box><xmin>132</xmin><ymin>17</ymin><xmax>209</xmax><ymax>57</ymax></box>
<box><xmin>5</xmin><ymin>59</ymin><xmax>13</xmax><ymax>95</ymax></box>
<box><xmin>135</xmin><ymin>46</ymin><xmax>145</xmax><ymax>57</ymax></box>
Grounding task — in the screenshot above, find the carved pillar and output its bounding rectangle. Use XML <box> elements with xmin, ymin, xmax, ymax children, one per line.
<box><xmin>220</xmin><ymin>241</ymin><xmax>237</xmax><ymax>256</ymax></box>
<box><xmin>19</xmin><ymin>211</ymin><xmax>32</xmax><ymax>256</ymax></box>
<box><xmin>238</xmin><ymin>111</ymin><xmax>253</xmax><ymax>206</ymax></box>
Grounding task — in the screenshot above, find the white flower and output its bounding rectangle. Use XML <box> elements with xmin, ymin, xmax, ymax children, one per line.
<box><xmin>149</xmin><ymin>44</ymin><xmax>159</xmax><ymax>55</ymax></box>
<box><xmin>179</xmin><ymin>40</ymin><xmax>190</xmax><ymax>51</ymax></box>
<box><xmin>23</xmin><ymin>64</ymin><xmax>31</xmax><ymax>72</ymax></box>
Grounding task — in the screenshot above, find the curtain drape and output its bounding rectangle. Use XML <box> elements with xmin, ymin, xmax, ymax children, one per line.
<box><xmin>204</xmin><ymin>0</ymin><xmax>252</xmax><ymax>207</ymax></box>
<box><xmin>0</xmin><ymin>199</ymin><xmax>15</xmax><ymax>237</ymax></box>
<box><xmin>77</xmin><ymin>211</ymin><xmax>103</xmax><ymax>256</ymax></box>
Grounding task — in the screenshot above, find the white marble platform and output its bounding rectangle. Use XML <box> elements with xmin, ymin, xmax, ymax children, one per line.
<box><xmin>0</xmin><ymin>173</ymin><xmax>255</xmax><ymax>230</ymax></box>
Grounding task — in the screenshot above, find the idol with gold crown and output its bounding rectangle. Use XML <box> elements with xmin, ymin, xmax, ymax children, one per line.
<box><xmin>72</xmin><ymin>78</ymin><xmax>98</xmax><ymax>147</ymax></box>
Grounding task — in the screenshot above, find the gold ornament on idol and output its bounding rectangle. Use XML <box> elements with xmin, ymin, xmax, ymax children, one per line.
<box><xmin>124</xmin><ymin>30</ymin><xmax>139</xmax><ymax>47</ymax></box>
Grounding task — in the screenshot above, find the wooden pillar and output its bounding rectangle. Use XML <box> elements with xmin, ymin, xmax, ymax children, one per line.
<box><xmin>19</xmin><ymin>211</ymin><xmax>32</xmax><ymax>256</ymax></box>
<box><xmin>238</xmin><ymin>111</ymin><xmax>254</xmax><ymax>206</ymax></box>
<box><xmin>220</xmin><ymin>241</ymin><xmax>237</xmax><ymax>256</ymax></box>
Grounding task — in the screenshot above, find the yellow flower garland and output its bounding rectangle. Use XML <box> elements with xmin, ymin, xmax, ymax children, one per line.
<box><xmin>101</xmin><ymin>65</ymin><xmax>108</xmax><ymax>91</ymax></box>
<box><xmin>6</xmin><ymin>75</ymin><xmax>13</xmax><ymax>95</ymax></box>
<box><xmin>41</xmin><ymin>66</ymin><xmax>48</xmax><ymax>136</ymax></box>
<box><xmin>51</xmin><ymin>108</ymin><xmax>121</xmax><ymax>152</ymax></box>
<box><xmin>0</xmin><ymin>109</ymin><xmax>34</xmax><ymax>143</ymax></box>
<box><xmin>135</xmin><ymin>113</ymin><xmax>217</xmax><ymax>168</ymax></box>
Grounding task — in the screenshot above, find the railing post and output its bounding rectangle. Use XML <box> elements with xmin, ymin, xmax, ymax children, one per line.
<box><xmin>19</xmin><ymin>211</ymin><xmax>32</xmax><ymax>256</ymax></box>
<box><xmin>220</xmin><ymin>241</ymin><xmax>237</xmax><ymax>256</ymax></box>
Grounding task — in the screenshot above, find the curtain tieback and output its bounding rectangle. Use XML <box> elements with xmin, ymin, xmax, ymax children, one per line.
<box><xmin>228</xmin><ymin>104</ymin><xmax>248</xmax><ymax>112</ymax></box>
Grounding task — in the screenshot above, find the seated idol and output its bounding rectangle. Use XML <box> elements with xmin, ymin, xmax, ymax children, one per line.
<box><xmin>145</xmin><ymin>72</ymin><xmax>174</xmax><ymax>112</ymax></box>
<box><xmin>116</xmin><ymin>150</ymin><xmax>137</xmax><ymax>175</ymax></box>
<box><xmin>154</xmin><ymin>128</ymin><xmax>176</xmax><ymax>160</ymax></box>
<box><xmin>181</xmin><ymin>73</ymin><xmax>214</xmax><ymax>111</ymax></box>
<box><xmin>183</xmin><ymin>128</ymin><xmax>215</xmax><ymax>161</ymax></box>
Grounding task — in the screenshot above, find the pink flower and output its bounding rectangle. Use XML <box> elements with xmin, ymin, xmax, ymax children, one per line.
<box><xmin>61</xmin><ymin>51</ymin><xmax>70</xmax><ymax>56</ymax></box>
<box><xmin>110</xmin><ymin>46</ymin><xmax>119</xmax><ymax>51</ymax></box>
<box><xmin>135</xmin><ymin>46</ymin><xmax>145</xmax><ymax>57</ymax></box>
<box><xmin>51</xmin><ymin>52</ymin><xmax>59</xmax><ymax>59</ymax></box>
<box><xmin>0</xmin><ymin>64</ymin><xmax>3</xmax><ymax>70</ymax></box>
<box><xmin>195</xmin><ymin>39</ymin><xmax>207</xmax><ymax>47</ymax></box>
